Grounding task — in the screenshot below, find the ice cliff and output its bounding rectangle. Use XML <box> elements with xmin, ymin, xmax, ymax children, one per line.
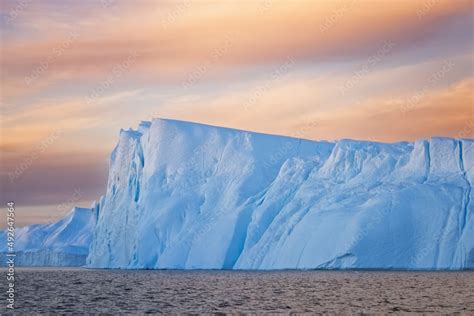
<box><xmin>88</xmin><ymin>119</ymin><xmax>473</xmax><ymax>270</ymax></box>
<box><xmin>3</xmin><ymin>118</ymin><xmax>473</xmax><ymax>269</ymax></box>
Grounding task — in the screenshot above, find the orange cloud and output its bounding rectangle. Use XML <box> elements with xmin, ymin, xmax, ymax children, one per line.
<box><xmin>152</xmin><ymin>72</ymin><xmax>473</xmax><ymax>143</ymax></box>
<box><xmin>1</xmin><ymin>0</ymin><xmax>471</xmax><ymax>99</ymax></box>
<box><xmin>316</xmin><ymin>77</ymin><xmax>473</xmax><ymax>141</ymax></box>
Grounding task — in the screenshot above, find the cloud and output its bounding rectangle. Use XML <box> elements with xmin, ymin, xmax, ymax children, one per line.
<box><xmin>316</xmin><ymin>77</ymin><xmax>474</xmax><ymax>141</ymax></box>
<box><xmin>150</xmin><ymin>59</ymin><xmax>473</xmax><ymax>142</ymax></box>
<box><xmin>0</xmin><ymin>89</ymin><xmax>143</xmax><ymax>150</ymax></box>
<box><xmin>0</xmin><ymin>150</ymin><xmax>108</xmax><ymax>225</ymax></box>
<box><xmin>1</xmin><ymin>0</ymin><xmax>472</xmax><ymax>99</ymax></box>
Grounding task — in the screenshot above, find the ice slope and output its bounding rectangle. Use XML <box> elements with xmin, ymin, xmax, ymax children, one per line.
<box><xmin>87</xmin><ymin>118</ymin><xmax>473</xmax><ymax>270</ymax></box>
<box><xmin>0</xmin><ymin>207</ymin><xmax>96</xmax><ymax>267</ymax></box>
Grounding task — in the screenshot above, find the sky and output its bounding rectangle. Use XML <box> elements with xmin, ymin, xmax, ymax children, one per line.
<box><xmin>0</xmin><ymin>0</ymin><xmax>473</xmax><ymax>227</ymax></box>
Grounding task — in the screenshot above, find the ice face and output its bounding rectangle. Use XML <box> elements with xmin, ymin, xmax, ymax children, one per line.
<box><xmin>3</xmin><ymin>119</ymin><xmax>472</xmax><ymax>269</ymax></box>
<box><xmin>85</xmin><ymin>119</ymin><xmax>473</xmax><ymax>270</ymax></box>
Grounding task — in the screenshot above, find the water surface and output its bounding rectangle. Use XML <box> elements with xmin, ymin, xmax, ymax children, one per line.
<box><xmin>1</xmin><ymin>269</ymin><xmax>473</xmax><ymax>314</ymax></box>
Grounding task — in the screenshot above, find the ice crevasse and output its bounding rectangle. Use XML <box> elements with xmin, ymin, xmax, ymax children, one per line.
<box><xmin>3</xmin><ymin>118</ymin><xmax>474</xmax><ymax>269</ymax></box>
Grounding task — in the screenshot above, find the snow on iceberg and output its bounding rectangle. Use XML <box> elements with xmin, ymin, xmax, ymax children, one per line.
<box><xmin>2</xmin><ymin>118</ymin><xmax>472</xmax><ymax>270</ymax></box>
<box><xmin>86</xmin><ymin>118</ymin><xmax>473</xmax><ymax>270</ymax></box>
<box><xmin>0</xmin><ymin>207</ymin><xmax>96</xmax><ymax>267</ymax></box>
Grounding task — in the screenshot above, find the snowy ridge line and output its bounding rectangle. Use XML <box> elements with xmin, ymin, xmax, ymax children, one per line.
<box><xmin>2</xmin><ymin>118</ymin><xmax>473</xmax><ymax>269</ymax></box>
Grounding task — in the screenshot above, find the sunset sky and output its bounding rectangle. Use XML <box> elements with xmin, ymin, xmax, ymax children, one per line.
<box><xmin>1</xmin><ymin>0</ymin><xmax>473</xmax><ymax>226</ymax></box>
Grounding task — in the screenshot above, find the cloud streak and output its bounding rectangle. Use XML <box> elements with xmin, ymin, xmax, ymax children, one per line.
<box><xmin>1</xmin><ymin>0</ymin><xmax>472</xmax><ymax>99</ymax></box>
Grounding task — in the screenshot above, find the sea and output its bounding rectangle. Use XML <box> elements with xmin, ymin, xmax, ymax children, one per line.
<box><xmin>0</xmin><ymin>269</ymin><xmax>473</xmax><ymax>314</ymax></box>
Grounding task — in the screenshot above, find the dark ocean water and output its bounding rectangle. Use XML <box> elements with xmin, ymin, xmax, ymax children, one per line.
<box><xmin>0</xmin><ymin>269</ymin><xmax>473</xmax><ymax>314</ymax></box>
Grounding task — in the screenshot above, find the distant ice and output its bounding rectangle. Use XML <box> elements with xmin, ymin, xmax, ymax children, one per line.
<box><xmin>0</xmin><ymin>207</ymin><xmax>96</xmax><ymax>267</ymax></box>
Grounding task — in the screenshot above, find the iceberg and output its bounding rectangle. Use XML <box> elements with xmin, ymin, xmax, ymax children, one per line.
<box><xmin>3</xmin><ymin>118</ymin><xmax>473</xmax><ymax>269</ymax></box>
<box><xmin>0</xmin><ymin>207</ymin><xmax>96</xmax><ymax>267</ymax></box>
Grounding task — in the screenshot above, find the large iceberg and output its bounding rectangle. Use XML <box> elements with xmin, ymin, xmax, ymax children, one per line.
<box><xmin>3</xmin><ymin>118</ymin><xmax>473</xmax><ymax>269</ymax></box>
